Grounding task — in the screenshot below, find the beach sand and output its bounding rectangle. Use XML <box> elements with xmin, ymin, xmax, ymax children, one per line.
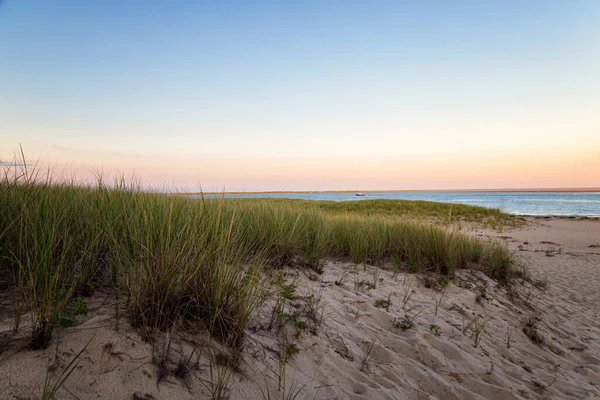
<box><xmin>1</xmin><ymin>217</ymin><xmax>599</xmax><ymax>399</ymax></box>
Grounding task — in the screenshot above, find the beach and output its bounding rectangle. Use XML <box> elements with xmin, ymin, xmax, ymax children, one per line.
<box><xmin>2</xmin><ymin>1</ymin><xmax>599</xmax><ymax>398</ymax></box>
<box><xmin>1</xmin><ymin>216</ymin><xmax>598</xmax><ymax>399</ymax></box>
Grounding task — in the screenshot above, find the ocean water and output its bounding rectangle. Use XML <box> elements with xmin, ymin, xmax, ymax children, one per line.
<box><xmin>199</xmin><ymin>191</ymin><xmax>600</xmax><ymax>216</ymax></box>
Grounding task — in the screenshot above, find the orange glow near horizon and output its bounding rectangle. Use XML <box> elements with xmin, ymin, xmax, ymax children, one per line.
<box><xmin>3</xmin><ymin>139</ymin><xmax>598</xmax><ymax>192</ymax></box>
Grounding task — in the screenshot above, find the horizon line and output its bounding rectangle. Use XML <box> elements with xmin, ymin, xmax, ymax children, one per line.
<box><xmin>178</xmin><ymin>187</ymin><xmax>600</xmax><ymax>195</ymax></box>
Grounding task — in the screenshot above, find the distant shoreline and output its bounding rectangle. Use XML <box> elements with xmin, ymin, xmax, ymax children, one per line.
<box><xmin>180</xmin><ymin>188</ymin><xmax>600</xmax><ymax>196</ymax></box>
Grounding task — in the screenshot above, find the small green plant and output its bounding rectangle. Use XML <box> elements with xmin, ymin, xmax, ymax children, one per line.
<box><xmin>303</xmin><ymin>291</ymin><xmax>325</xmax><ymax>325</ymax></box>
<box><xmin>464</xmin><ymin>315</ymin><xmax>490</xmax><ymax>347</ymax></box>
<box><xmin>51</xmin><ymin>297</ymin><xmax>89</xmax><ymax>327</ymax></box>
<box><xmin>277</xmin><ymin>325</ymin><xmax>301</xmax><ymax>392</ymax></box>
<box><xmin>392</xmin><ymin>305</ymin><xmax>426</xmax><ymax>332</ymax></box>
<box><xmin>459</xmin><ymin>281</ymin><xmax>474</xmax><ymax>290</ymax></box>
<box><xmin>429</xmin><ymin>324</ymin><xmax>441</xmax><ymax>335</ymax></box>
<box><xmin>281</xmin><ymin>313</ymin><xmax>307</xmax><ymax>330</ymax></box>
<box><xmin>281</xmin><ymin>283</ymin><xmax>297</xmax><ymax>300</ymax></box>
<box><xmin>285</xmin><ymin>344</ymin><xmax>300</xmax><ymax>359</ymax></box>
<box><xmin>424</xmin><ymin>274</ymin><xmax>450</xmax><ymax>290</ymax></box>
<box><xmin>73</xmin><ymin>297</ymin><xmax>89</xmax><ymax>316</ymax></box>
<box><xmin>513</xmin><ymin>269</ymin><xmax>526</xmax><ymax>279</ymax></box>
<box><xmin>374</xmin><ymin>298</ymin><xmax>391</xmax><ymax>310</ymax></box>
<box><xmin>393</xmin><ymin>317</ymin><xmax>413</xmax><ymax>331</ymax></box>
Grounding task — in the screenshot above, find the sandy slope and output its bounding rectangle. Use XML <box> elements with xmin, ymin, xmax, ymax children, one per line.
<box><xmin>0</xmin><ymin>217</ymin><xmax>599</xmax><ymax>399</ymax></box>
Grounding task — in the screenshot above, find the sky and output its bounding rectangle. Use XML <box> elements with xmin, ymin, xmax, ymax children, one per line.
<box><xmin>1</xmin><ymin>0</ymin><xmax>599</xmax><ymax>192</ymax></box>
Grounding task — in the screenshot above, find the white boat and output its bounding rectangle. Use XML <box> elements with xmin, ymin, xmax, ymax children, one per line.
<box><xmin>356</xmin><ymin>193</ymin><xmax>366</xmax><ymax>196</ymax></box>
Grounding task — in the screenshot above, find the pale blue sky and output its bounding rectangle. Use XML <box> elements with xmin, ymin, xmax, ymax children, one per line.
<box><xmin>1</xmin><ymin>1</ymin><xmax>599</xmax><ymax>191</ymax></box>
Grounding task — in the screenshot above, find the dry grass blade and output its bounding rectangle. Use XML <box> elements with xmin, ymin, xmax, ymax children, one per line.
<box><xmin>42</xmin><ymin>337</ymin><xmax>93</xmax><ymax>399</ymax></box>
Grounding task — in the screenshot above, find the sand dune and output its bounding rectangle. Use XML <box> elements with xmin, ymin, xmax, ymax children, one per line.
<box><xmin>1</xmin><ymin>217</ymin><xmax>599</xmax><ymax>399</ymax></box>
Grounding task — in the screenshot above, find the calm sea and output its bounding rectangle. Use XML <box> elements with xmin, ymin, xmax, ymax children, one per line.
<box><xmin>198</xmin><ymin>192</ymin><xmax>600</xmax><ymax>216</ymax></box>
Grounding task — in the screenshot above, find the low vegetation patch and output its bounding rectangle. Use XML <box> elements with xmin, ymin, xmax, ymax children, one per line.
<box><xmin>392</xmin><ymin>317</ymin><xmax>414</xmax><ymax>331</ymax></box>
<box><xmin>374</xmin><ymin>298</ymin><xmax>391</xmax><ymax>310</ymax></box>
<box><xmin>219</xmin><ymin>197</ymin><xmax>520</xmax><ymax>228</ymax></box>
<box><xmin>429</xmin><ymin>324</ymin><xmax>441</xmax><ymax>335</ymax></box>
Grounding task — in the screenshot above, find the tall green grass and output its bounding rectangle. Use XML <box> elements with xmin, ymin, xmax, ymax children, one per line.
<box><xmin>230</xmin><ymin>204</ymin><xmax>514</xmax><ymax>279</ymax></box>
<box><xmin>1</xmin><ymin>170</ymin><xmax>265</xmax><ymax>350</ymax></box>
<box><xmin>217</xmin><ymin>197</ymin><xmax>521</xmax><ymax>227</ymax></box>
<box><xmin>0</xmin><ymin>161</ymin><xmax>515</xmax><ymax>353</ymax></box>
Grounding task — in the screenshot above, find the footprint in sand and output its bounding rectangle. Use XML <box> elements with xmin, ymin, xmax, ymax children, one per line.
<box><xmin>368</xmin><ymin>342</ymin><xmax>395</xmax><ymax>364</ymax></box>
<box><xmin>328</xmin><ymin>332</ymin><xmax>354</xmax><ymax>361</ymax></box>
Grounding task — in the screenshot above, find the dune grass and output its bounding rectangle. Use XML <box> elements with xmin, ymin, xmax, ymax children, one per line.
<box><xmin>0</xmin><ymin>162</ymin><xmax>516</xmax><ymax>356</ymax></box>
<box><xmin>230</xmin><ymin>201</ymin><xmax>514</xmax><ymax>279</ymax></box>
<box><xmin>215</xmin><ymin>197</ymin><xmax>521</xmax><ymax>228</ymax></box>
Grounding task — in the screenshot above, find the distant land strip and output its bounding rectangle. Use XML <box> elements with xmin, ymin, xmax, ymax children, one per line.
<box><xmin>179</xmin><ymin>188</ymin><xmax>600</xmax><ymax>196</ymax></box>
